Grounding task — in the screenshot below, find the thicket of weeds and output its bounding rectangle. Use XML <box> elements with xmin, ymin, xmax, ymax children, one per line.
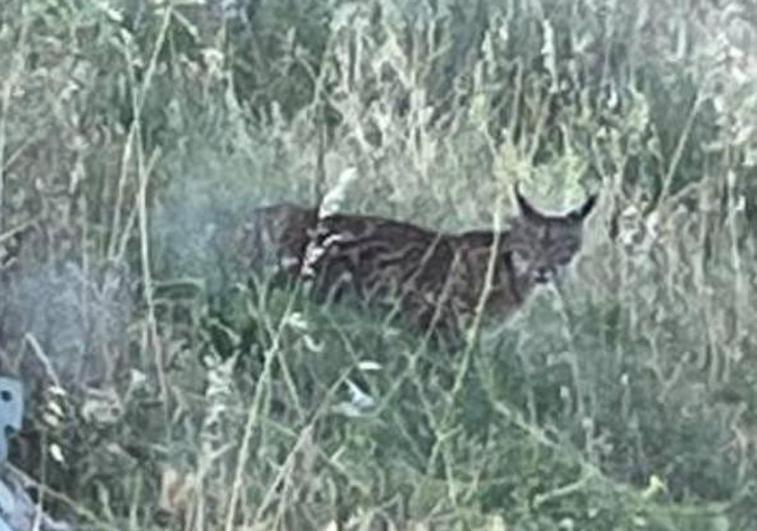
<box><xmin>1</xmin><ymin>0</ymin><xmax>757</xmax><ymax>529</ymax></box>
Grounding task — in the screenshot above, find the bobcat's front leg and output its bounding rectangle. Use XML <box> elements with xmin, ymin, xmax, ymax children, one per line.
<box><xmin>401</xmin><ymin>293</ymin><xmax>465</xmax><ymax>352</ymax></box>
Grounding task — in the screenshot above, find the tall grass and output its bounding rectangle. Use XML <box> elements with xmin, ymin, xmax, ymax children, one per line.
<box><xmin>1</xmin><ymin>0</ymin><xmax>757</xmax><ymax>529</ymax></box>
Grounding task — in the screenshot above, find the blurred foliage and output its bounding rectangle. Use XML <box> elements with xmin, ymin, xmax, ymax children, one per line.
<box><xmin>1</xmin><ymin>0</ymin><xmax>757</xmax><ymax>529</ymax></box>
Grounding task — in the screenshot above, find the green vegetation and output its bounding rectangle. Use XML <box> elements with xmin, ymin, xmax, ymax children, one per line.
<box><xmin>2</xmin><ymin>0</ymin><xmax>757</xmax><ymax>529</ymax></box>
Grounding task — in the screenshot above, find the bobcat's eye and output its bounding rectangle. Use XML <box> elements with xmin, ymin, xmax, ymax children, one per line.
<box><xmin>510</xmin><ymin>249</ymin><xmax>531</xmax><ymax>275</ymax></box>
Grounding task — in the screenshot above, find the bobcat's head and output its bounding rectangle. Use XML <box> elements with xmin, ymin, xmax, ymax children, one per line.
<box><xmin>507</xmin><ymin>186</ymin><xmax>597</xmax><ymax>286</ymax></box>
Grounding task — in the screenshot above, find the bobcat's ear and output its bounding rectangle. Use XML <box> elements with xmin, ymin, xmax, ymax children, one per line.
<box><xmin>569</xmin><ymin>193</ymin><xmax>598</xmax><ymax>221</ymax></box>
<box><xmin>514</xmin><ymin>184</ymin><xmax>546</xmax><ymax>222</ymax></box>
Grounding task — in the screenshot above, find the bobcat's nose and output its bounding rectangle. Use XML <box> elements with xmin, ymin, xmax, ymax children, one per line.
<box><xmin>534</xmin><ymin>267</ymin><xmax>552</xmax><ymax>284</ymax></box>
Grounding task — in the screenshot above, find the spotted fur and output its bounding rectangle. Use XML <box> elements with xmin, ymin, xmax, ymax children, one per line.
<box><xmin>235</xmin><ymin>187</ymin><xmax>597</xmax><ymax>347</ymax></box>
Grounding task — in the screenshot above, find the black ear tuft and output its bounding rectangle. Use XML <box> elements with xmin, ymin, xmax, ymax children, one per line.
<box><xmin>514</xmin><ymin>183</ymin><xmax>544</xmax><ymax>221</ymax></box>
<box><xmin>571</xmin><ymin>193</ymin><xmax>598</xmax><ymax>221</ymax></box>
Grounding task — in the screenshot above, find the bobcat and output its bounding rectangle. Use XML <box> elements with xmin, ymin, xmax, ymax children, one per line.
<box><xmin>233</xmin><ymin>186</ymin><xmax>597</xmax><ymax>348</ymax></box>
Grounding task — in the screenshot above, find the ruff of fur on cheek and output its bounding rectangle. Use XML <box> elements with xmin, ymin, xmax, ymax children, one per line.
<box><xmin>503</xmin><ymin>251</ymin><xmax>524</xmax><ymax>306</ymax></box>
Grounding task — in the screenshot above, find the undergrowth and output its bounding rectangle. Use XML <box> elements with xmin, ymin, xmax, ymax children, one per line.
<box><xmin>1</xmin><ymin>0</ymin><xmax>757</xmax><ymax>529</ymax></box>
